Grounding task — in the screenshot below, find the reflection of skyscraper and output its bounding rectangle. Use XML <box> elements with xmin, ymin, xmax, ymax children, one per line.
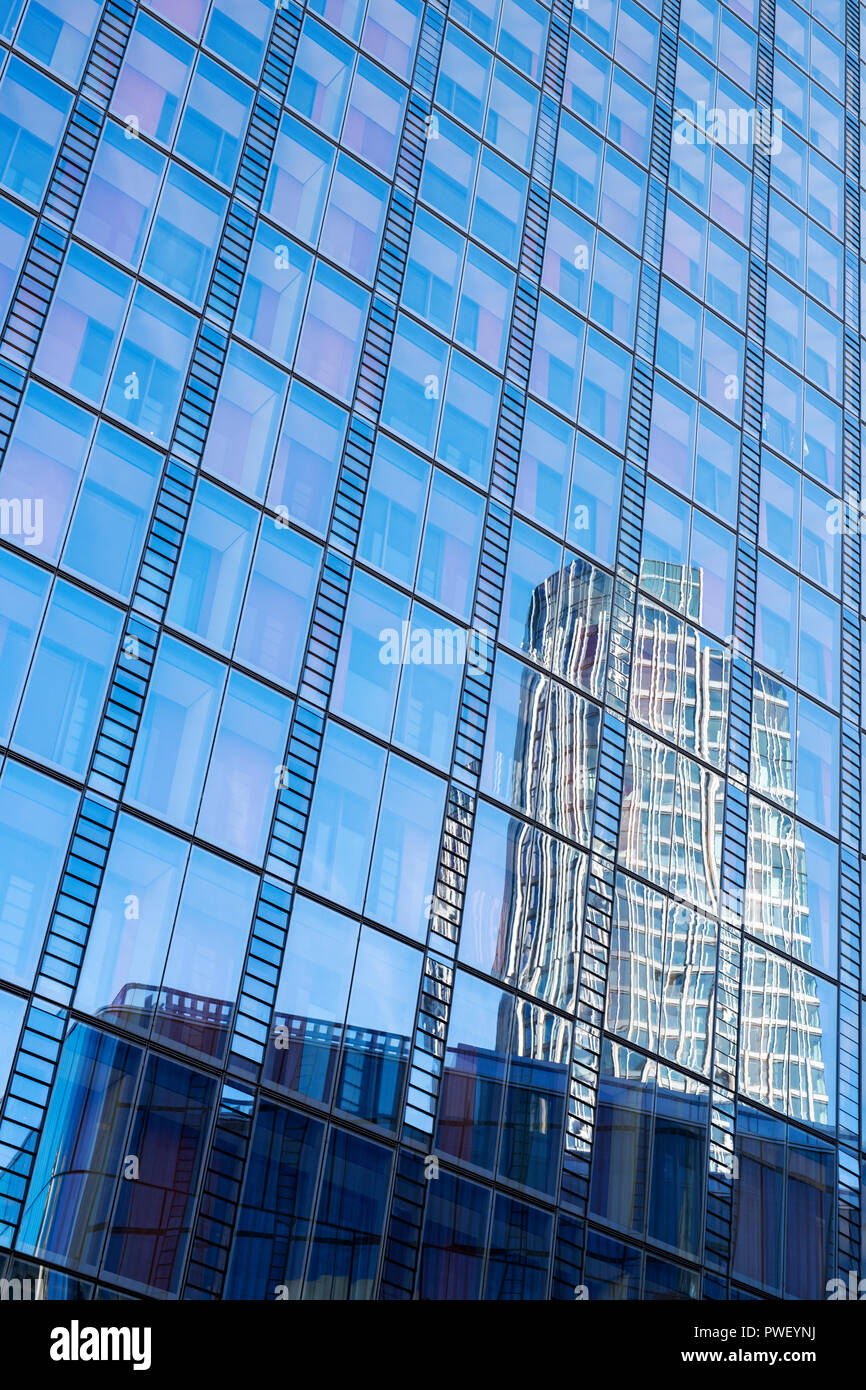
<box><xmin>743</xmin><ymin>680</ymin><xmax>832</xmax><ymax>1130</ymax></box>
<box><xmin>0</xmin><ymin>0</ymin><xmax>856</xmax><ymax>1312</ymax></box>
<box><xmin>494</xmin><ymin>557</ymin><xmax>606</xmax><ymax>1002</ymax></box>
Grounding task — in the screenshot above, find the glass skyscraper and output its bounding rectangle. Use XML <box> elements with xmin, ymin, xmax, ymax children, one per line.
<box><xmin>0</xmin><ymin>0</ymin><xmax>859</xmax><ymax>1305</ymax></box>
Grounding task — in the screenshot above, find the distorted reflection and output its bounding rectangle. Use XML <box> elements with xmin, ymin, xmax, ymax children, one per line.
<box><xmin>630</xmin><ymin>598</ymin><xmax>728</xmax><ymax>768</ymax></box>
<box><xmin>607</xmin><ymin>874</ymin><xmax>716</xmax><ymax>1077</ymax></box>
<box><xmin>746</xmin><ymin>797</ymin><xmax>838</xmax><ymax>976</ymax></box>
<box><xmin>618</xmin><ymin>726</ymin><xmax>724</xmax><ymax>915</ymax></box>
<box><xmin>739</xmin><ymin>938</ymin><xmax>835</xmax><ymax>1129</ymax></box>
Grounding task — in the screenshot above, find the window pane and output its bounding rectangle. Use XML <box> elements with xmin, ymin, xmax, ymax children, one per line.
<box><xmin>235</xmin><ymin>523</ymin><xmax>321</xmax><ymax>690</ymax></box>
<box><xmin>110</xmin><ymin>12</ymin><xmax>194</xmax><ymax>145</ymax></box>
<box><xmin>268</xmin><ymin>895</ymin><xmax>359</xmax><ymax>1101</ymax></box>
<box><xmin>299</xmin><ymin>722</ymin><xmax>386</xmax><ymax>911</ymax></box>
<box><xmin>125</xmin><ymin>636</ymin><xmax>226</xmax><ymax>830</ymax></box>
<box><xmin>1</xmin><ymin>382</ymin><xmax>94</xmax><ymax>562</ymax></box>
<box><xmin>303</xmin><ymin>1128</ymin><xmax>391</xmax><ymax>1300</ymax></box>
<box><xmin>106</xmin><ymin>285</ymin><xmax>196</xmax><ymax>445</ymax></box>
<box><xmin>151</xmin><ymin>849</ymin><xmax>258</xmax><ymax>1063</ymax></box>
<box><xmin>0</xmin><ymin>550</ymin><xmax>50</xmax><ymax>740</ymax></box>
<box><xmin>196</xmin><ymin>672</ymin><xmax>292</xmax><ymax>863</ymax></box>
<box><xmin>0</xmin><ymin>761</ymin><xmax>78</xmax><ymax>989</ymax></box>
<box><xmin>0</xmin><ymin>57</ymin><xmax>71</xmax><ymax>205</ymax></box>
<box><xmin>202</xmin><ymin>342</ymin><xmax>287</xmax><ymax>500</ymax></box>
<box><xmin>62</xmin><ymin>425</ymin><xmax>162</xmax><ymax>599</ymax></box>
<box><xmin>417</xmin><ymin>468</ymin><xmax>484</xmax><ymax>622</ymax></box>
<box><xmin>34</xmin><ymin>244</ymin><xmax>131</xmax><ymax>405</ymax></box>
<box><xmin>76</xmin><ymin>120</ymin><xmax>165</xmax><ymax>268</ymax></box>
<box><xmin>141</xmin><ymin>163</ymin><xmax>226</xmax><ymax>308</ymax></box>
<box><xmin>335</xmin><ymin>925</ymin><xmax>419</xmax><ymax>1128</ymax></box>
<box><xmin>75</xmin><ymin>814</ymin><xmax>188</xmax><ymax>1030</ymax></box>
<box><xmin>365</xmin><ymin>756</ymin><xmax>445</xmax><ymax>941</ymax></box>
<box><xmin>13</xmin><ymin>582</ymin><xmax>123</xmax><ymax>778</ymax></box>
<box><xmin>175</xmin><ymin>54</ymin><xmax>252</xmax><ymax>186</ymax></box>
<box><xmin>168</xmin><ymin>478</ymin><xmax>258</xmax><ymax>654</ymax></box>
<box><xmin>294</xmin><ymin>262</ymin><xmax>369</xmax><ymax>405</ymax></box>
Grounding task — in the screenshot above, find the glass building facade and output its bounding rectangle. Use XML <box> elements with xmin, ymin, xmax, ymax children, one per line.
<box><xmin>0</xmin><ymin>0</ymin><xmax>859</xmax><ymax>1304</ymax></box>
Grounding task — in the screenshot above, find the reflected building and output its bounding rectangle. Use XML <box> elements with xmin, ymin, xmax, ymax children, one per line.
<box><xmin>0</xmin><ymin>0</ymin><xmax>856</xmax><ymax>1309</ymax></box>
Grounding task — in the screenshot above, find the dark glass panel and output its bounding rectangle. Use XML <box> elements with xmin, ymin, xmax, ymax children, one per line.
<box><xmin>484</xmin><ymin>1193</ymin><xmax>552</xmax><ymax>1300</ymax></box>
<box><xmin>584</xmin><ymin>1228</ymin><xmax>641</xmax><ymax>1299</ymax></box>
<box><xmin>101</xmin><ymin>1053</ymin><xmax>216</xmax><ymax>1295</ymax></box>
<box><xmin>224</xmin><ymin>1102</ymin><xmax>325</xmax><ymax>1300</ymax></box>
<box><xmin>16</xmin><ymin>1023</ymin><xmax>142</xmax><ymax>1278</ymax></box>
<box><xmin>417</xmin><ymin>1170</ymin><xmax>490</xmax><ymax>1300</ymax></box>
<box><xmin>303</xmin><ymin>1128</ymin><xmax>391</xmax><ymax>1300</ymax></box>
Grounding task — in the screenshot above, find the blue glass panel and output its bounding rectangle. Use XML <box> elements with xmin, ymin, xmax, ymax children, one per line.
<box><xmin>196</xmin><ymin>672</ymin><xmax>292</xmax><ymax>864</ymax></box>
<box><xmin>484</xmin><ymin>1194</ymin><xmax>552</xmax><ymax>1300</ymax></box>
<box><xmin>75</xmin><ymin>814</ymin><xmax>189</xmax><ymax>1032</ymax></box>
<box><xmin>105</xmin><ymin>286</ymin><xmax>197</xmax><ymax>445</ymax></box>
<box><xmin>303</xmin><ymin>1127</ymin><xmax>391</xmax><ymax>1300</ymax></box>
<box><xmin>205</xmin><ymin>0</ymin><xmax>271</xmax><ymax>80</ymax></box>
<box><xmin>590</xmin><ymin>1041</ymin><xmax>655</xmax><ymax>1234</ymax></box>
<box><xmin>391</xmin><ymin>600</ymin><xmax>463</xmax><ymax>771</ymax></box>
<box><xmin>0</xmin><ymin>195</ymin><xmax>33</xmax><ymax>321</ymax></box>
<box><xmin>62</xmin><ymin>425</ymin><xmax>162</xmax><ymax>599</ymax></box>
<box><xmin>647</xmin><ymin>1070</ymin><xmax>709</xmax><ymax>1258</ymax></box>
<box><xmin>151</xmin><ymin>848</ymin><xmax>258</xmax><ymax>1063</ymax></box>
<box><xmin>202</xmin><ymin>343</ymin><xmax>287</xmax><ymax>500</ymax></box>
<box><xmin>584</xmin><ymin>1229</ymin><xmax>641</xmax><ymax>1299</ymax></box>
<box><xmin>168</xmin><ymin>478</ymin><xmax>258</xmax><ymax>655</ymax></box>
<box><xmin>0</xmin><ymin>761</ymin><xmax>78</xmax><ymax>989</ymax></box>
<box><xmin>365</xmin><ymin>755</ymin><xmax>446</xmax><ymax>941</ymax></box>
<box><xmin>418</xmin><ymin>1171</ymin><xmax>490</xmax><ymax>1300</ymax></box>
<box><xmin>358</xmin><ymin>433</ymin><xmax>429</xmax><ymax>586</ymax></box>
<box><xmin>142</xmin><ymin>163</ymin><xmax>226</xmax><ymax>308</ymax></box>
<box><xmin>236</xmin><ymin>223</ymin><xmax>312</xmax><ymax>361</ymax></box>
<box><xmin>287</xmin><ymin>18</ymin><xmax>353</xmax><ymax>137</ymax></box>
<box><xmin>0</xmin><ymin>57</ymin><xmax>71</xmax><ymax>205</ymax></box>
<box><xmin>235</xmin><ymin>523</ymin><xmax>321</xmax><ymax>691</ymax></box>
<box><xmin>784</xmin><ymin>1129</ymin><xmax>834</xmax><ymax>1299</ymax></box>
<box><xmin>101</xmin><ymin>1053</ymin><xmax>216</xmax><ymax>1295</ymax></box>
<box><xmin>264</xmin><ymin>115</ymin><xmax>335</xmax><ymax>244</ymax></box>
<box><xmin>1</xmin><ymin>382</ymin><xmax>93</xmax><ymax>563</ymax></box>
<box><xmin>268</xmin><ymin>382</ymin><xmax>346</xmax><ymax>535</ymax></box>
<box><xmin>224</xmin><ymin>1102</ymin><xmax>325</xmax><ymax>1299</ymax></box>
<box><xmin>125</xmin><ymin>636</ymin><xmax>226</xmax><ymax>830</ymax></box>
<box><xmin>335</xmin><ymin>926</ymin><xmax>419</xmax><ymax>1129</ymax></box>
<box><xmin>77</xmin><ymin>120</ymin><xmax>165</xmax><ymax>268</ymax></box>
<box><xmin>331</xmin><ymin>568</ymin><xmax>409</xmax><ymax>737</ymax></box>
<box><xmin>268</xmin><ymin>895</ymin><xmax>360</xmax><ymax>1103</ymax></box>
<box><xmin>437</xmin><ymin>969</ymin><xmax>508</xmax><ymax>1171</ymax></box>
<box><xmin>498</xmin><ymin>999</ymin><xmax>569</xmax><ymax>1195</ymax></box>
<box><xmin>34</xmin><ymin>244</ymin><xmax>131</xmax><ymax>406</ymax></box>
<box><xmin>0</xmin><ymin>551</ymin><xmax>50</xmax><ymax>741</ymax></box>
<box><xmin>417</xmin><ymin>468</ymin><xmax>484</xmax><ymax>622</ymax></box>
<box><xmin>0</xmin><ymin>986</ymin><xmax>25</xmax><ymax>1100</ymax></box>
<box><xmin>299</xmin><ymin>722</ymin><xmax>386</xmax><ymax>912</ymax></box>
<box><xmin>110</xmin><ymin>12</ymin><xmax>194</xmax><ymax>145</ymax></box>
<box><xmin>16</xmin><ymin>1023</ymin><xmax>143</xmax><ymax>1276</ymax></box>
<box><xmin>13</xmin><ymin>581</ymin><xmax>123</xmax><ymax>778</ymax></box>
<box><xmin>175</xmin><ymin>54</ymin><xmax>253</xmax><ymax>186</ymax></box>
<box><xmin>732</xmin><ymin>1103</ymin><xmax>785</xmax><ymax>1294</ymax></box>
